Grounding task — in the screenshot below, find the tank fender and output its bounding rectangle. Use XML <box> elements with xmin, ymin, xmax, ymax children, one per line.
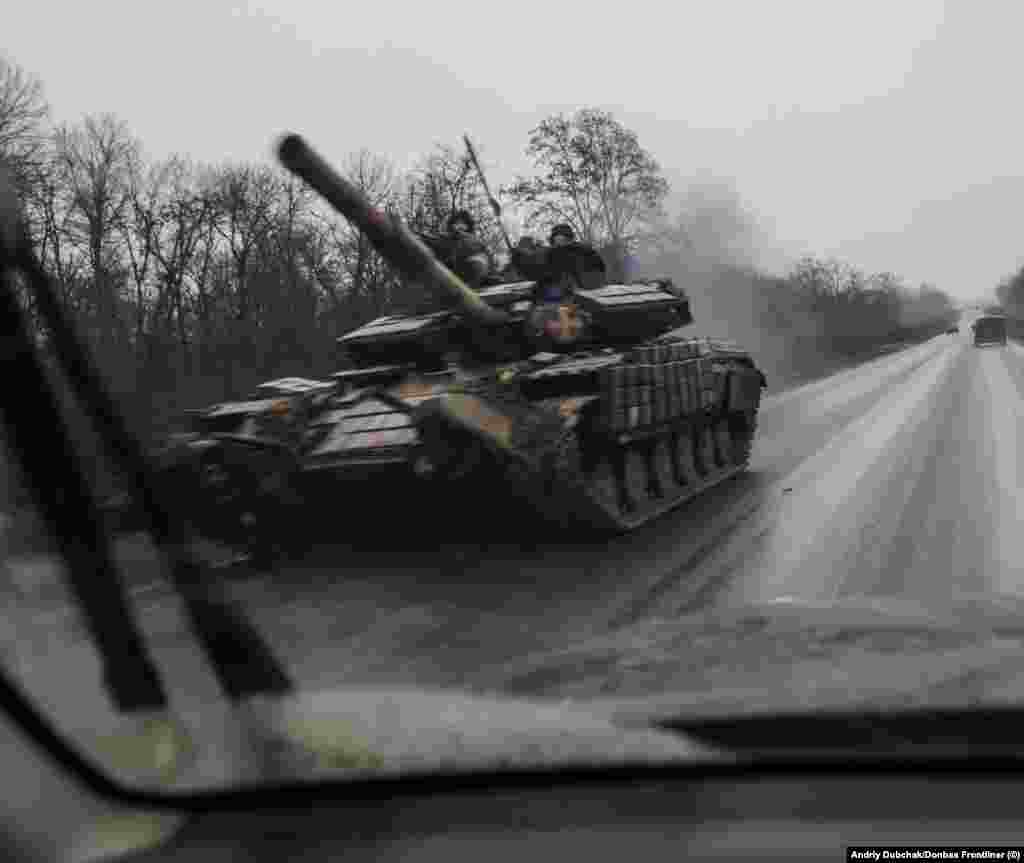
<box><xmin>152</xmin><ymin>435</ymin><xmax>220</xmax><ymax>471</ymax></box>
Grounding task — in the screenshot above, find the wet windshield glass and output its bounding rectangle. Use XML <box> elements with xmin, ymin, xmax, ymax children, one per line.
<box><xmin>4</xmin><ymin>5</ymin><xmax>1024</xmax><ymax>794</ymax></box>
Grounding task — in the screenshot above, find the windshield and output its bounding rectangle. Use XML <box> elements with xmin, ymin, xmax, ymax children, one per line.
<box><xmin>3</xmin><ymin>5</ymin><xmax>1024</xmax><ymax>795</ymax></box>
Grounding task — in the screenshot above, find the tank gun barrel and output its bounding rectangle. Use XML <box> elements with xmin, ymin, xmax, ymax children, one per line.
<box><xmin>277</xmin><ymin>134</ymin><xmax>508</xmax><ymax>326</ymax></box>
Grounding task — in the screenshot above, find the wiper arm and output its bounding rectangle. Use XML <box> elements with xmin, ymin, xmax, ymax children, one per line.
<box><xmin>0</xmin><ymin>223</ymin><xmax>164</xmax><ymax>711</ymax></box>
<box><xmin>0</xmin><ymin>165</ymin><xmax>292</xmax><ymax>711</ymax></box>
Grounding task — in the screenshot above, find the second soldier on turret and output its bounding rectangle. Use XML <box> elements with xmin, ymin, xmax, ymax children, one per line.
<box><xmin>510</xmin><ymin>223</ymin><xmax>608</xmax><ymax>306</ymax></box>
<box><xmin>425</xmin><ymin>209</ymin><xmax>493</xmax><ymax>291</ymax></box>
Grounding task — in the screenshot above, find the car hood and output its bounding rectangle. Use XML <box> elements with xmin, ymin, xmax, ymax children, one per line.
<box><xmin>80</xmin><ymin>685</ymin><xmax>718</xmax><ymax>795</ymax></box>
<box><xmin>60</xmin><ymin>592</ymin><xmax>1024</xmax><ymax>862</ymax></box>
<box><xmin>85</xmin><ymin>592</ymin><xmax>1024</xmax><ymax>794</ymax></box>
<box><xmin>488</xmin><ymin>593</ymin><xmax>1024</xmax><ymax>725</ymax></box>
<box><xmin>61</xmin><ymin>683</ymin><xmax>722</xmax><ymax>860</ymax></box>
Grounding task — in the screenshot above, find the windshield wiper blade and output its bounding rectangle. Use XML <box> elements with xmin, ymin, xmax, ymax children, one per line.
<box><xmin>0</xmin><ymin>245</ymin><xmax>166</xmax><ymax>711</ymax></box>
<box><xmin>0</xmin><ymin>165</ymin><xmax>292</xmax><ymax>709</ymax></box>
<box><xmin>652</xmin><ymin>703</ymin><xmax>1024</xmax><ymax>757</ymax></box>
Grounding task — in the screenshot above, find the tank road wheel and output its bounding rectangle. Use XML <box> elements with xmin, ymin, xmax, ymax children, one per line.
<box><xmin>713</xmin><ymin>418</ymin><xmax>734</xmax><ymax>467</ymax></box>
<box><xmin>613</xmin><ymin>447</ymin><xmax>649</xmax><ymax>513</ymax></box>
<box><xmin>729</xmin><ymin>409</ymin><xmax>757</xmax><ymax>466</ymax></box>
<box><xmin>195</xmin><ymin>452</ymin><xmax>258</xmax><ymax>528</ymax></box>
<box><xmin>520</xmin><ymin>430</ymin><xmax>594</xmax><ymax>533</ymax></box>
<box><xmin>651</xmin><ymin>436</ymin><xmax>677</xmax><ymax>498</ymax></box>
<box><xmin>672</xmin><ymin>431</ymin><xmax>699</xmax><ymax>486</ymax></box>
<box><xmin>418</xmin><ymin>424</ymin><xmax>486</xmax><ymax>484</ymax></box>
<box><xmin>197</xmin><ymin>451</ymin><xmax>241</xmax><ymax>507</ymax></box>
<box><xmin>446</xmin><ymin>435</ymin><xmax>486</xmax><ymax>483</ymax></box>
<box><xmin>627</xmin><ymin>446</ymin><xmax>654</xmax><ymax>511</ymax></box>
<box><xmin>192</xmin><ymin>451</ymin><xmax>279</xmax><ymax>561</ymax></box>
<box><xmin>694</xmin><ymin>424</ymin><xmax>717</xmax><ymax>477</ymax></box>
<box><xmin>586</xmin><ymin>458</ymin><xmax>621</xmax><ymax>516</ymax></box>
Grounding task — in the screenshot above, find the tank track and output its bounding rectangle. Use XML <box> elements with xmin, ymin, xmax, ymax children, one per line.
<box><xmin>502</xmin><ymin>405</ymin><xmax>758</xmax><ymax>533</ymax></box>
<box><xmin>176</xmin><ymin>342</ymin><xmax>763</xmax><ymax>548</ymax></box>
<box><xmin>465</xmin><ymin>343</ymin><xmax>762</xmax><ymax>534</ymax></box>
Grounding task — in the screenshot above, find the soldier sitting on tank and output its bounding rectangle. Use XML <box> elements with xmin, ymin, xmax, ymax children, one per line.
<box><xmin>509</xmin><ymin>224</ymin><xmax>606</xmax><ymax>347</ymax></box>
<box><xmin>510</xmin><ymin>223</ymin><xmax>607</xmax><ymax>305</ymax></box>
<box><xmin>421</xmin><ymin>209</ymin><xmax>493</xmax><ymax>291</ymax></box>
<box><xmin>500</xmin><ymin>235</ymin><xmax>541</xmax><ymax>281</ymax></box>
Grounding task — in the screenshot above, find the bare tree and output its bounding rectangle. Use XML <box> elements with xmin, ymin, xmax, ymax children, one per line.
<box><xmin>120</xmin><ymin>156</ymin><xmax>168</xmax><ymax>345</ymax></box>
<box><xmin>320</xmin><ymin>149</ymin><xmax>399</xmax><ymax>321</ymax></box>
<box><xmin>244</xmin><ymin>171</ymin><xmax>327</xmax><ymax>374</ymax></box>
<box><xmin>402</xmin><ymin>143</ymin><xmax>503</xmax><ymax>252</ymax></box>
<box><xmin>150</xmin><ymin>158</ymin><xmax>220</xmax><ymax>352</ymax></box>
<box><xmin>901</xmin><ymin>282</ymin><xmax>956</xmax><ymax>330</ymax></box>
<box><xmin>31</xmin><ymin>154</ymin><xmax>87</xmax><ymax>311</ymax></box>
<box><xmin>261</xmin><ymin>169</ymin><xmax>318</xmax><ymax>316</ymax></box>
<box><xmin>0</xmin><ymin>57</ymin><xmax>49</xmax><ymax>197</ymax></box>
<box><xmin>209</xmin><ymin>163</ymin><xmax>278</xmax><ymax>324</ymax></box>
<box><xmin>505</xmin><ymin>108</ymin><xmax>668</xmax><ymax>278</ymax></box>
<box><xmin>53</xmin><ymin>113</ymin><xmax>140</xmax><ymax>347</ymax></box>
<box><xmin>996</xmin><ymin>266</ymin><xmax>1024</xmax><ymax>316</ymax></box>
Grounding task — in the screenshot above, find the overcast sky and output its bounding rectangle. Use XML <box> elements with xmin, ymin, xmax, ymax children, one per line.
<box><xmin>8</xmin><ymin>0</ymin><xmax>1024</xmax><ymax>299</ymax></box>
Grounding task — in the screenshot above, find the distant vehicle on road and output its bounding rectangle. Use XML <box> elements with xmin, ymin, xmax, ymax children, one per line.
<box><xmin>972</xmin><ymin>315</ymin><xmax>1007</xmax><ymax>347</ymax></box>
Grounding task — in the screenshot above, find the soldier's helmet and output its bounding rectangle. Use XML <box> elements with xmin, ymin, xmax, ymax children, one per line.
<box><xmin>549</xmin><ymin>223</ymin><xmax>575</xmax><ymax>245</ymax></box>
<box><xmin>447</xmin><ymin>210</ymin><xmax>475</xmax><ymax>234</ymax></box>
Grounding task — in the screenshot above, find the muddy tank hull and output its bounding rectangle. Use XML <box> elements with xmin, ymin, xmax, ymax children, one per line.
<box><xmin>425</xmin><ymin>335</ymin><xmax>766</xmax><ymax>534</ymax></box>
<box><xmin>155</xmin><ymin>334</ymin><xmax>764</xmax><ymax>558</ymax></box>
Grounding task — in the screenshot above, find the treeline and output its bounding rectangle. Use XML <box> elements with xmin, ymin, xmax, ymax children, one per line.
<box><xmin>996</xmin><ymin>265</ymin><xmax>1024</xmax><ymax>318</ymax></box>
<box><xmin>638</xmin><ymin>204</ymin><xmax>958</xmax><ymax>386</ymax></box>
<box><xmin>0</xmin><ymin>56</ymin><xmax>958</xmax><ymax>448</ymax></box>
<box><xmin>992</xmin><ymin>266</ymin><xmax>1024</xmax><ymax>341</ymax></box>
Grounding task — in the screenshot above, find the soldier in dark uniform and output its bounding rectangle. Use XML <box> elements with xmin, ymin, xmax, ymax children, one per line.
<box><xmin>500</xmin><ymin>235</ymin><xmax>540</xmax><ymax>281</ymax></box>
<box><xmin>510</xmin><ymin>224</ymin><xmax>606</xmax><ymax>347</ymax></box>
<box><xmin>510</xmin><ymin>223</ymin><xmax>607</xmax><ymax>304</ymax></box>
<box><xmin>549</xmin><ymin>222</ymin><xmax>575</xmax><ymax>248</ymax></box>
<box><xmin>420</xmin><ymin>209</ymin><xmax>493</xmax><ymax>291</ymax></box>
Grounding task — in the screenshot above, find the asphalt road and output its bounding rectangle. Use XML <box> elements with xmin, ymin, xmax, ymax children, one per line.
<box><xmin>1</xmin><ymin>327</ymin><xmax>1018</xmax><ymax>735</ymax></box>
<box><xmin>228</xmin><ymin>328</ymin><xmax>1018</xmax><ymax>693</ymax></box>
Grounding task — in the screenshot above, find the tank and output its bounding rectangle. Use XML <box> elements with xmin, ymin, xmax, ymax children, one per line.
<box><xmin>152</xmin><ymin>135</ymin><xmax>767</xmax><ymax>556</ymax></box>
